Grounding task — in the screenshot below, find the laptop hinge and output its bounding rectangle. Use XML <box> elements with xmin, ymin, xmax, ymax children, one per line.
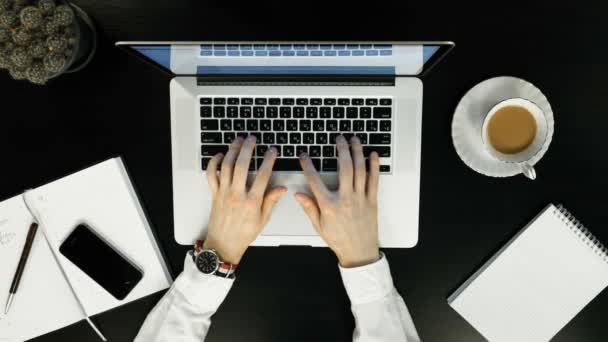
<box><xmin>196</xmin><ymin>75</ymin><xmax>395</xmax><ymax>86</ymax></box>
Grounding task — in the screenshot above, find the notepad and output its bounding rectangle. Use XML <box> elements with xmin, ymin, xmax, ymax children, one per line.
<box><xmin>448</xmin><ymin>204</ymin><xmax>608</xmax><ymax>342</ymax></box>
<box><xmin>0</xmin><ymin>158</ymin><xmax>172</xmax><ymax>342</ymax></box>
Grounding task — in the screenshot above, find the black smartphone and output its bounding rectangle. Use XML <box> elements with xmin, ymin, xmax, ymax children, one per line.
<box><xmin>59</xmin><ymin>223</ymin><xmax>143</xmax><ymax>300</ymax></box>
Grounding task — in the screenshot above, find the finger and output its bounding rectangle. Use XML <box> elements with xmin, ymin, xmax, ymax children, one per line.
<box><xmin>299</xmin><ymin>153</ymin><xmax>331</xmax><ymax>200</ymax></box>
<box><xmin>367</xmin><ymin>151</ymin><xmax>380</xmax><ymax>203</ymax></box>
<box><xmin>232</xmin><ymin>135</ymin><xmax>257</xmax><ymax>190</ymax></box>
<box><xmin>336</xmin><ymin>135</ymin><xmax>353</xmax><ymax>194</ymax></box>
<box><xmin>261</xmin><ymin>186</ymin><xmax>288</xmax><ymax>224</ymax></box>
<box><xmin>249</xmin><ymin>147</ymin><xmax>278</xmax><ymax>197</ymax></box>
<box><xmin>350</xmin><ymin>136</ymin><xmax>366</xmax><ymax>193</ymax></box>
<box><xmin>294</xmin><ymin>192</ymin><xmax>321</xmax><ymax>233</ymax></box>
<box><xmin>220</xmin><ymin>137</ymin><xmax>244</xmax><ymax>188</ymax></box>
<box><xmin>206</xmin><ymin>153</ymin><xmax>224</xmax><ymax>197</ymax></box>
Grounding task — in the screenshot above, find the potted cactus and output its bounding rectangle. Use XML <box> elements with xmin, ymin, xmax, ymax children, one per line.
<box><xmin>0</xmin><ymin>0</ymin><xmax>96</xmax><ymax>84</ymax></box>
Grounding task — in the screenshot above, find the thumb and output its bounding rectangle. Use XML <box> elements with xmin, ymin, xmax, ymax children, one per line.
<box><xmin>294</xmin><ymin>192</ymin><xmax>321</xmax><ymax>233</ymax></box>
<box><xmin>261</xmin><ymin>186</ymin><xmax>288</xmax><ymax>224</ymax></box>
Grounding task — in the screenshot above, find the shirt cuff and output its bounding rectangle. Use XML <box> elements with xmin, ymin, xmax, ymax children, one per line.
<box><xmin>173</xmin><ymin>254</ymin><xmax>235</xmax><ymax>312</ymax></box>
<box><xmin>339</xmin><ymin>253</ymin><xmax>395</xmax><ymax>305</ymax></box>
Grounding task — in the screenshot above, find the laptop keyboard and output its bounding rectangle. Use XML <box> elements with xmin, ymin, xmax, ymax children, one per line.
<box><xmin>200</xmin><ymin>44</ymin><xmax>393</xmax><ymax>57</ymax></box>
<box><xmin>200</xmin><ymin>96</ymin><xmax>393</xmax><ymax>173</ymax></box>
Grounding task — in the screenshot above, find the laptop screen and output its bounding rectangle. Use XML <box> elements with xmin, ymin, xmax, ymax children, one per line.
<box><xmin>118</xmin><ymin>42</ymin><xmax>452</xmax><ymax>76</ymax></box>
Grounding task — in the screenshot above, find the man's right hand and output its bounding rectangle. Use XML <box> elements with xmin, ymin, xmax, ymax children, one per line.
<box><xmin>295</xmin><ymin>135</ymin><xmax>381</xmax><ymax>268</ymax></box>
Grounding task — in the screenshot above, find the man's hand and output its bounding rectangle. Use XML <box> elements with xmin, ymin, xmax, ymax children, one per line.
<box><xmin>204</xmin><ymin>136</ymin><xmax>287</xmax><ymax>264</ymax></box>
<box><xmin>295</xmin><ymin>135</ymin><xmax>381</xmax><ymax>268</ymax></box>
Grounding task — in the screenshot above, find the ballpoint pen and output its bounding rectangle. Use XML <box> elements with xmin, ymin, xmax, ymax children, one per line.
<box><xmin>4</xmin><ymin>222</ymin><xmax>38</xmax><ymax>315</ymax></box>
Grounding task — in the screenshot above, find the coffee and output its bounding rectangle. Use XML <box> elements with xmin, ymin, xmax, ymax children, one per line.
<box><xmin>487</xmin><ymin>105</ymin><xmax>537</xmax><ymax>154</ymax></box>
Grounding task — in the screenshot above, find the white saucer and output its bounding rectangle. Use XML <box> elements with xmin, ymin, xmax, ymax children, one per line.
<box><xmin>452</xmin><ymin>76</ymin><xmax>555</xmax><ymax>177</ymax></box>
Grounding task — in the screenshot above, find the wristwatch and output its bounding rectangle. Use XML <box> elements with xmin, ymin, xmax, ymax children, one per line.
<box><xmin>191</xmin><ymin>240</ymin><xmax>237</xmax><ymax>279</ymax></box>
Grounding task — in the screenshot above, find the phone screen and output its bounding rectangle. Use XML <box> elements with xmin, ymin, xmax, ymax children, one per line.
<box><xmin>59</xmin><ymin>224</ymin><xmax>143</xmax><ymax>300</ymax></box>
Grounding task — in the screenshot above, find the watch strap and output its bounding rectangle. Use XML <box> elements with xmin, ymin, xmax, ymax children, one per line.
<box><xmin>193</xmin><ymin>240</ymin><xmax>238</xmax><ymax>279</ymax></box>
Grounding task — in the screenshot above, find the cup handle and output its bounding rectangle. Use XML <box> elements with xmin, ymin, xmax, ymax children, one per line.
<box><xmin>520</xmin><ymin>162</ymin><xmax>537</xmax><ymax>180</ymax></box>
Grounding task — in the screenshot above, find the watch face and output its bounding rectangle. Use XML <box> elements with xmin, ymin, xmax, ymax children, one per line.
<box><xmin>196</xmin><ymin>251</ymin><xmax>219</xmax><ymax>274</ymax></box>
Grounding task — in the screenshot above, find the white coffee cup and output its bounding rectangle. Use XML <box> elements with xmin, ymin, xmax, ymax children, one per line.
<box><xmin>481</xmin><ymin>98</ymin><xmax>549</xmax><ymax>180</ymax></box>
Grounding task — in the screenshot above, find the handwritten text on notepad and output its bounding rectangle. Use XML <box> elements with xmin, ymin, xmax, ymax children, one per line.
<box><xmin>0</xmin><ymin>219</ymin><xmax>16</xmax><ymax>246</ymax></box>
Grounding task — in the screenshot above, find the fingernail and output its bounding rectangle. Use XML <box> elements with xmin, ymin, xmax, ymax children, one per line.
<box><xmin>351</xmin><ymin>136</ymin><xmax>360</xmax><ymax>144</ymax></box>
<box><xmin>247</xmin><ymin>135</ymin><xmax>257</xmax><ymax>142</ymax></box>
<box><xmin>235</xmin><ymin>137</ymin><xmax>244</xmax><ymax>143</ymax></box>
<box><xmin>299</xmin><ymin>152</ymin><xmax>308</xmax><ymax>159</ymax></box>
<box><xmin>268</xmin><ymin>147</ymin><xmax>277</xmax><ymax>155</ymax></box>
<box><xmin>336</xmin><ymin>135</ymin><xmax>345</xmax><ymax>143</ymax></box>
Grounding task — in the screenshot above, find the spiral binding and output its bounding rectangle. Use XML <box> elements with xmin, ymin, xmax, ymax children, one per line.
<box><xmin>554</xmin><ymin>204</ymin><xmax>608</xmax><ymax>264</ymax></box>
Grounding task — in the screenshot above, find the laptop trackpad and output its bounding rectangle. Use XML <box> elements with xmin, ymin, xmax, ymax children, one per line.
<box><xmin>250</xmin><ymin>173</ymin><xmax>338</xmax><ymax>236</ymax></box>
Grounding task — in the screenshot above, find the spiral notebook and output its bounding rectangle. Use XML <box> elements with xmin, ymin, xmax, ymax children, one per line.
<box><xmin>0</xmin><ymin>158</ymin><xmax>172</xmax><ymax>342</ymax></box>
<box><xmin>448</xmin><ymin>204</ymin><xmax>608</xmax><ymax>342</ymax></box>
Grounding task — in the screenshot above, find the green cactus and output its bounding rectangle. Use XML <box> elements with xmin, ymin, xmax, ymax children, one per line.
<box><xmin>52</xmin><ymin>4</ymin><xmax>72</xmax><ymax>26</ymax></box>
<box><xmin>0</xmin><ymin>27</ymin><xmax>8</xmax><ymax>42</ymax></box>
<box><xmin>46</xmin><ymin>33</ymin><xmax>66</xmax><ymax>52</ymax></box>
<box><xmin>42</xmin><ymin>51</ymin><xmax>63</xmax><ymax>72</ymax></box>
<box><xmin>20</xmin><ymin>6</ymin><xmax>43</xmax><ymax>29</ymax></box>
<box><xmin>42</xmin><ymin>18</ymin><xmax>58</xmax><ymax>35</ymax></box>
<box><xmin>11</xmin><ymin>26</ymin><xmax>31</xmax><ymax>45</ymax></box>
<box><xmin>37</xmin><ymin>0</ymin><xmax>55</xmax><ymax>15</ymax></box>
<box><xmin>0</xmin><ymin>0</ymin><xmax>12</xmax><ymax>11</ymax></box>
<box><xmin>29</xmin><ymin>38</ymin><xmax>46</xmax><ymax>57</ymax></box>
<box><xmin>0</xmin><ymin>49</ymin><xmax>10</xmax><ymax>68</ymax></box>
<box><xmin>26</xmin><ymin>61</ymin><xmax>47</xmax><ymax>84</ymax></box>
<box><xmin>0</xmin><ymin>10</ymin><xmax>17</xmax><ymax>28</ymax></box>
<box><xmin>10</xmin><ymin>46</ymin><xmax>31</xmax><ymax>67</ymax></box>
<box><xmin>9</xmin><ymin>66</ymin><xmax>27</xmax><ymax>79</ymax></box>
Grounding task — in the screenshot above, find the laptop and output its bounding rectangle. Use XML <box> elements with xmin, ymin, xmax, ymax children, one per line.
<box><xmin>116</xmin><ymin>41</ymin><xmax>454</xmax><ymax>248</ymax></box>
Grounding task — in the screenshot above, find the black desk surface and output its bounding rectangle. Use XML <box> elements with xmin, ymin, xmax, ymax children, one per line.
<box><xmin>2</xmin><ymin>1</ymin><xmax>607</xmax><ymax>341</ymax></box>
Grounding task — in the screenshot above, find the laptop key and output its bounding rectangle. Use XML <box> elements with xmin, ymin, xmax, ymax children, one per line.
<box><xmin>201</xmin><ymin>120</ymin><xmax>219</xmax><ymax>131</ymax></box>
<box><xmin>255</xmin><ymin>98</ymin><xmax>267</xmax><ymax>105</ymax></box>
<box><xmin>365</xmin><ymin>98</ymin><xmax>378</xmax><ymax>106</ymax></box>
<box><xmin>309</xmin><ymin>145</ymin><xmax>321</xmax><ymax>157</ymax></box>
<box><xmin>333</xmin><ymin>107</ymin><xmax>345</xmax><ymax>118</ymax></box>
<box><xmin>201</xmin><ymin>132</ymin><xmax>222</xmax><ymax>143</ymax></box>
<box><xmin>338</xmin><ymin>98</ymin><xmax>350</xmax><ymax>106</ymax></box>
<box><xmin>200</xmin><ymin>98</ymin><xmax>212</xmax><ymax>105</ymax></box>
<box><xmin>270</xmin><ymin>145</ymin><xmax>281</xmax><ymax>156</ymax></box>
<box><xmin>342</xmin><ymin>133</ymin><xmax>354</xmax><ymax>142</ymax></box>
<box><xmin>304</xmin><ymin>133</ymin><xmax>315</xmax><ymax>144</ymax></box>
<box><xmin>322</xmin><ymin>145</ymin><xmax>334</xmax><ymax>157</ymax></box>
<box><xmin>293</xmin><ymin>107</ymin><xmax>305</xmax><ymax>118</ymax></box>
<box><xmin>201</xmin><ymin>144</ymin><xmax>229</xmax><ymax>156</ymax></box>
<box><xmin>296</xmin><ymin>145</ymin><xmax>308</xmax><ymax>156</ymax></box>
<box><xmin>311</xmin><ymin>98</ymin><xmax>322</xmax><ymax>105</ymax></box>
<box><xmin>201</xmin><ymin>157</ymin><xmax>212</xmax><ymax>170</ymax></box>
<box><xmin>306</xmin><ymin>107</ymin><xmax>318</xmax><ymax>118</ymax></box>
<box><xmin>214</xmin><ymin>98</ymin><xmax>226</xmax><ymax>105</ymax></box>
<box><xmin>322</xmin><ymin>159</ymin><xmax>338</xmax><ymax>172</ymax></box>
<box><xmin>320</xmin><ymin>107</ymin><xmax>331</xmax><ymax>118</ymax></box>
<box><xmin>254</xmin><ymin>107</ymin><xmax>265</xmax><ymax>118</ymax></box>
<box><xmin>352</xmin><ymin>98</ymin><xmax>364</xmax><ymax>105</ymax></box>
<box><xmin>247</xmin><ymin>120</ymin><xmax>258</xmax><ymax>131</ymax></box>
<box><xmin>380</xmin><ymin>120</ymin><xmax>391</xmax><ymax>131</ymax></box>
<box><xmin>353</xmin><ymin>120</ymin><xmax>365</xmax><ymax>132</ymax></box>
<box><xmin>329</xmin><ymin>133</ymin><xmax>340</xmax><ymax>144</ymax></box>
<box><xmin>240</xmin><ymin>107</ymin><xmax>252</xmax><ymax>118</ymax></box>
<box><xmin>313</xmin><ymin>120</ymin><xmax>324</xmax><ymax>131</ymax></box>
<box><xmin>299</xmin><ymin>120</ymin><xmax>311</xmax><ymax>131</ymax></box>
<box><xmin>360</xmin><ymin>107</ymin><xmax>371</xmax><ymax>118</ymax></box>
<box><xmin>282</xmin><ymin>98</ymin><xmax>295</xmax><ymax>105</ymax></box>
<box><xmin>283</xmin><ymin>145</ymin><xmax>294</xmax><ymax>157</ymax></box>
<box><xmin>236</xmin><ymin>132</ymin><xmax>248</xmax><ymax>139</ymax></box>
<box><xmin>373</xmin><ymin>107</ymin><xmax>391</xmax><ymax>118</ymax></box>
<box><xmin>316</xmin><ymin>133</ymin><xmax>328</xmax><ymax>144</ymax></box>
<box><xmin>347</xmin><ymin>107</ymin><xmax>358</xmax><ymax>118</ymax></box>
<box><xmin>296</xmin><ymin>98</ymin><xmax>308</xmax><ymax>105</ymax></box>
<box><xmin>227</xmin><ymin>106</ymin><xmax>239</xmax><ymax>118</ymax></box>
<box><xmin>324</xmin><ymin>98</ymin><xmax>336</xmax><ymax>105</ymax></box>
<box><xmin>234</xmin><ymin>120</ymin><xmax>245</xmax><ymax>131</ymax></box>
<box><xmin>201</xmin><ymin>106</ymin><xmax>212</xmax><ymax>117</ymax></box>
<box><xmin>326</xmin><ymin>120</ymin><xmax>338</xmax><ymax>131</ymax></box>
<box><xmin>263</xmin><ymin>133</ymin><xmax>275</xmax><ymax>144</ymax></box>
<box><xmin>257</xmin><ymin>145</ymin><xmax>269</xmax><ymax>156</ymax></box>
<box><xmin>214</xmin><ymin>107</ymin><xmax>225</xmax><ymax>118</ymax></box>
<box><xmin>224</xmin><ymin>132</ymin><xmax>236</xmax><ymax>143</ymax></box>
<box><xmin>380</xmin><ymin>165</ymin><xmax>390</xmax><ymax>172</ymax></box>
<box><xmin>228</xmin><ymin>98</ymin><xmax>239</xmax><ymax>105</ymax></box>
<box><xmin>250</xmin><ymin>132</ymin><xmax>262</xmax><ymax>141</ymax></box>
<box><xmin>242</xmin><ymin>98</ymin><xmax>254</xmax><ymax>105</ymax></box>
<box><xmin>277</xmin><ymin>132</ymin><xmax>288</xmax><ymax>144</ymax></box>
<box><xmin>267</xmin><ymin>107</ymin><xmax>278</xmax><ymax>118</ymax></box>
<box><xmin>290</xmin><ymin>133</ymin><xmax>301</xmax><ymax>144</ymax></box>
<box><xmin>340</xmin><ymin>120</ymin><xmax>351</xmax><ymax>131</ymax></box>
<box><xmin>366</xmin><ymin>120</ymin><xmax>378</xmax><ymax>131</ymax></box>
<box><xmin>273</xmin><ymin>120</ymin><xmax>285</xmax><ymax>131</ymax></box>
<box><xmin>269</xmin><ymin>98</ymin><xmax>281</xmax><ymax>105</ymax></box>
<box><xmin>355</xmin><ymin>133</ymin><xmax>368</xmax><ymax>144</ymax></box>
<box><xmin>286</xmin><ymin>120</ymin><xmax>298</xmax><ymax>131</ymax></box>
<box><xmin>220</xmin><ymin>119</ymin><xmax>232</xmax><ymax>130</ymax></box>
<box><xmin>260</xmin><ymin>120</ymin><xmax>272</xmax><ymax>131</ymax></box>
<box><xmin>370</xmin><ymin>133</ymin><xmax>391</xmax><ymax>144</ymax></box>
<box><xmin>380</xmin><ymin>98</ymin><xmax>392</xmax><ymax>106</ymax></box>
<box><xmin>363</xmin><ymin>146</ymin><xmax>390</xmax><ymax>157</ymax></box>
<box><xmin>280</xmin><ymin>107</ymin><xmax>292</xmax><ymax>118</ymax></box>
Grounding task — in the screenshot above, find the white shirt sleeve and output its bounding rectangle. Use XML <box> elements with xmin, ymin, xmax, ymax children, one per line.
<box><xmin>134</xmin><ymin>254</ymin><xmax>234</xmax><ymax>342</ymax></box>
<box><xmin>339</xmin><ymin>254</ymin><xmax>421</xmax><ymax>342</ymax></box>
